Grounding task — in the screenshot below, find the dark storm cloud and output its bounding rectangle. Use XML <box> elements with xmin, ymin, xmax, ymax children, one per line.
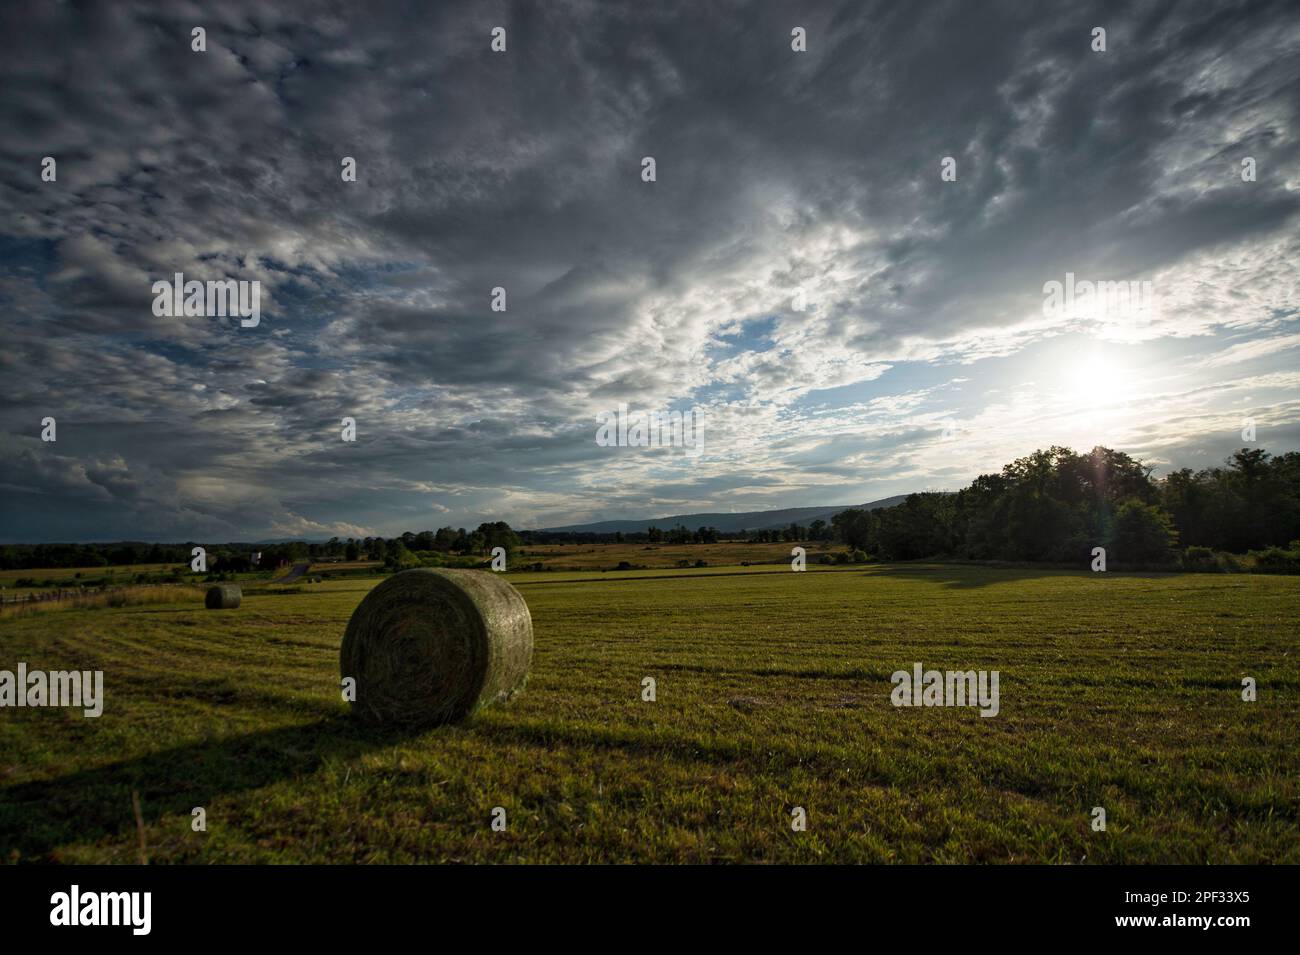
<box><xmin>2</xmin><ymin>0</ymin><xmax>1298</xmax><ymax>540</ymax></box>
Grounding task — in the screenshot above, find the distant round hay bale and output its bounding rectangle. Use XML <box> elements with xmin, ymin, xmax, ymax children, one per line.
<box><xmin>205</xmin><ymin>584</ymin><xmax>242</xmax><ymax>609</ymax></box>
<box><xmin>340</xmin><ymin>568</ymin><xmax>533</xmax><ymax>727</ymax></box>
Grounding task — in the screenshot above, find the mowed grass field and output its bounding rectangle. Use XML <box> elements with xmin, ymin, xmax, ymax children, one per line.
<box><xmin>0</xmin><ymin>564</ymin><xmax>178</xmax><ymax>597</ymax></box>
<box><xmin>1</xmin><ymin>564</ymin><xmax>1297</xmax><ymax>863</ymax></box>
<box><xmin>521</xmin><ymin>540</ymin><xmax>834</xmax><ymax>569</ymax></box>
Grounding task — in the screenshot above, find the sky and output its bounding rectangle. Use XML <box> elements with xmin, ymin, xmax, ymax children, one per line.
<box><xmin>1</xmin><ymin>0</ymin><xmax>1298</xmax><ymax>542</ymax></box>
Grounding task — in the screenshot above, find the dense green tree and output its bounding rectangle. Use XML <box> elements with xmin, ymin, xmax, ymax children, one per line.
<box><xmin>1110</xmin><ymin>500</ymin><xmax>1179</xmax><ymax>564</ymax></box>
<box><xmin>832</xmin><ymin>508</ymin><xmax>878</xmax><ymax>552</ymax></box>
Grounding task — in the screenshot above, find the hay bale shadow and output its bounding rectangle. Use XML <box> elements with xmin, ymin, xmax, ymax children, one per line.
<box><xmin>0</xmin><ymin>716</ymin><xmax>414</xmax><ymax>862</ymax></box>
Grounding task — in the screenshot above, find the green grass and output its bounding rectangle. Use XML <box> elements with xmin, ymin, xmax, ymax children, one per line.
<box><xmin>1</xmin><ymin>564</ymin><xmax>1296</xmax><ymax>863</ymax></box>
<box><xmin>0</xmin><ymin>564</ymin><xmax>177</xmax><ymax>584</ymax></box>
<box><xmin>520</xmin><ymin>539</ymin><xmax>835</xmax><ymax>569</ymax></box>
<box><xmin>0</xmin><ymin>563</ymin><xmax>181</xmax><ymax>597</ymax></box>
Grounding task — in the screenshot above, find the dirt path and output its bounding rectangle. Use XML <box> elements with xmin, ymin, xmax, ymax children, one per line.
<box><xmin>276</xmin><ymin>562</ymin><xmax>311</xmax><ymax>583</ymax></box>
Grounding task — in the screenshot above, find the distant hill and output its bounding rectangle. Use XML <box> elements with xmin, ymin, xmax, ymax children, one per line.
<box><xmin>535</xmin><ymin>496</ymin><xmax>911</xmax><ymax>535</ymax></box>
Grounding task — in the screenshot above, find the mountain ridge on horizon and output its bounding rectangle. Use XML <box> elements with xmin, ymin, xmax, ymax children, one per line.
<box><xmin>535</xmin><ymin>495</ymin><xmax>912</xmax><ymax>535</ymax></box>
<box><xmin>0</xmin><ymin>497</ymin><xmax>918</xmax><ymax>545</ymax></box>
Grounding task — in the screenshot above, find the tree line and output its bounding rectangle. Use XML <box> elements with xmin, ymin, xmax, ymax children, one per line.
<box><xmin>830</xmin><ymin>446</ymin><xmax>1299</xmax><ymax>567</ymax></box>
<box><xmin>0</xmin><ymin>523</ymin><xmax>523</xmax><ymax>572</ymax></box>
<box><xmin>3</xmin><ymin>446</ymin><xmax>1295</xmax><ymax>572</ymax></box>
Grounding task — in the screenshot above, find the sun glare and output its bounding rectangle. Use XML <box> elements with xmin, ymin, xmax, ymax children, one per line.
<box><xmin>1063</xmin><ymin>351</ymin><xmax>1132</xmax><ymax>405</ymax></box>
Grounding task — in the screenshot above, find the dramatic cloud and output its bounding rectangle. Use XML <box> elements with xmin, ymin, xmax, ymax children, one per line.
<box><xmin>2</xmin><ymin>0</ymin><xmax>1298</xmax><ymax>541</ymax></box>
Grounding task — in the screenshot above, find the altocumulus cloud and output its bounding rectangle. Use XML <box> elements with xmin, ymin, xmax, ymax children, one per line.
<box><xmin>1</xmin><ymin>0</ymin><xmax>1298</xmax><ymax>541</ymax></box>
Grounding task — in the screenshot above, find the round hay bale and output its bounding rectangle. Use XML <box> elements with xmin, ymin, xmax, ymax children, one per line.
<box><xmin>340</xmin><ymin>568</ymin><xmax>532</xmax><ymax>727</ymax></box>
<box><xmin>205</xmin><ymin>584</ymin><xmax>242</xmax><ymax>609</ymax></box>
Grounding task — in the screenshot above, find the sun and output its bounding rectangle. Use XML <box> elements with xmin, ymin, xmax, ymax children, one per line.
<box><xmin>1047</xmin><ymin>347</ymin><xmax>1141</xmax><ymax>445</ymax></box>
<box><xmin>1063</xmin><ymin>350</ymin><xmax>1132</xmax><ymax>405</ymax></box>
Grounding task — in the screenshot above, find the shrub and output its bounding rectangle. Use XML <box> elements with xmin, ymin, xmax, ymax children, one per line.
<box><xmin>1182</xmin><ymin>546</ymin><xmax>1220</xmax><ymax>572</ymax></box>
<box><xmin>1250</xmin><ymin>545</ymin><xmax>1300</xmax><ymax>574</ymax></box>
<box><xmin>694</xmin><ymin>559</ymin><xmax>708</xmax><ymax>568</ymax></box>
<box><xmin>850</xmin><ymin>549</ymin><xmax>868</xmax><ymax>563</ymax></box>
<box><xmin>1217</xmin><ymin>551</ymin><xmax>1244</xmax><ymax>573</ymax></box>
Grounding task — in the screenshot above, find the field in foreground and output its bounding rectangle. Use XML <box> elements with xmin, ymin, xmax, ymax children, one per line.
<box><xmin>1</xmin><ymin>564</ymin><xmax>1297</xmax><ymax>863</ymax></box>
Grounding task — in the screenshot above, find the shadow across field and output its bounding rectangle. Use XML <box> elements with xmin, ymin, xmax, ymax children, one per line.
<box><xmin>0</xmin><ymin>715</ymin><xmax>412</xmax><ymax>862</ymax></box>
<box><xmin>865</xmin><ymin>563</ymin><xmax>1182</xmax><ymax>589</ymax></box>
<box><xmin>653</xmin><ymin>660</ymin><xmax>891</xmax><ymax>682</ymax></box>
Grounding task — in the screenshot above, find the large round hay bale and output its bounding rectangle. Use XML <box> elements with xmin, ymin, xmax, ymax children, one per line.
<box><xmin>340</xmin><ymin>568</ymin><xmax>533</xmax><ymax>727</ymax></box>
<box><xmin>205</xmin><ymin>584</ymin><xmax>242</xmax><ymax>609</ymax></box>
